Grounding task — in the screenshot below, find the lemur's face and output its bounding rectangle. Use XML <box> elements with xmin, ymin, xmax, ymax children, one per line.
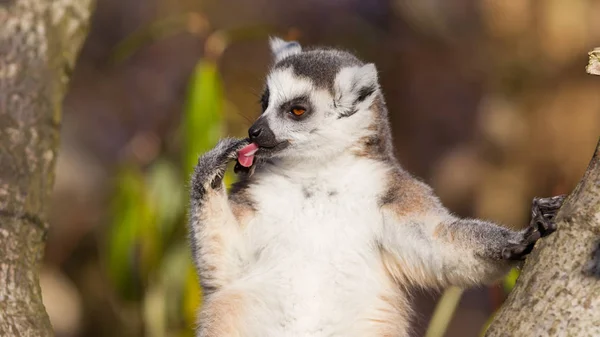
<box><xmin>247</xmin><ymin>38</ymin><xmax>380</xmax><ymax>162</ymax></box>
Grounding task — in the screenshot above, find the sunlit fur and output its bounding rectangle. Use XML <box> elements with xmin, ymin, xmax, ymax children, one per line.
<box><xmin>189</xmin><ymin>37</ymin><xmax>529</xmax><ymax>337</ymax></box>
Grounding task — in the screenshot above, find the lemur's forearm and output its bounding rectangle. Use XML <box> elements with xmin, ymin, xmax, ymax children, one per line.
<box><xmin>433</xmin><ymin>196</ymin><xmax>564</xmax><ymax>286</ymax></box>
<box><xmin>431</xmin><ymin>218</ymin><xmax>522</xmax><ymax>286</ymax></box>
<box><xmin>189</xmin><ymin>191</ymin><xmax>245</xmax><ymax>294</ymax></box>
<box><xmin>437</xmin><ymin>219</ymin><xmax>522</xmax><ymax>260</ymax></box>
<box><xmin>189</xmin><ymin>138</ymin><xmax>249</xmax><ymax>295</ymax></box>
<box><xmin>380</xmin><ymin>195</ymin><xmax>563</xmax><ymax>289</ymax></box>
<box><xmin>379</xmin><ymin>213</ymin><xmax>515</xmax><ymax>288</ymax></box>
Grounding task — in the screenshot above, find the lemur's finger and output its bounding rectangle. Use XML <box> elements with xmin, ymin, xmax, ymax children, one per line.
<box><xmin>538</xmin><ymin>218</ymin><xmax>557</xmax><ymax>234</ymax></box>
<box><xmin>534</xmin><ymin>195</ymin><xmax>566</xmax><ymax>213</ymax></box>
<box><xmin>210</xmin><ymin>138</ymin><xmax>250</xmax><ymax>165</ymax></box>
<box><xmin>210</xmin><ymin>171</ymin><xmax>226</xmax><ymax>189</ymax></box>
<box><xmin>226</xmin><ymin>139</ymin><xmax>251</xmax><ymax>160</ymax></box>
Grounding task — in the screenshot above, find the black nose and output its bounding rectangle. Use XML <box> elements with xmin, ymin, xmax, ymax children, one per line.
<box><xmin>249</xmin><ymin>125</ymin><xmax>262</xmax><ymax>140</ymax></box>
<box><xmin>247</xmin><ymin>117</ymin><xmax>277</xmax><ymax>147</ymax></box>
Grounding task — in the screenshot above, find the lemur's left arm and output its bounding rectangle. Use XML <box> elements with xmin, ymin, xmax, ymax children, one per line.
<box><xmin>189</xmin><ymin>138</ymin><xmax>250</xmax><ymax>296</ymax></box>
<box><xmin>376</xmin><ymin>174</ymin><xmax>564</xmax><ymax>289</ymax></box>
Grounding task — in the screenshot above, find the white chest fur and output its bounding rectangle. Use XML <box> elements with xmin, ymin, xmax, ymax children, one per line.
<box><xmin>234</xmin><ymin>157</ymin><xmax>394</xmax><ymax>336</ymax></box>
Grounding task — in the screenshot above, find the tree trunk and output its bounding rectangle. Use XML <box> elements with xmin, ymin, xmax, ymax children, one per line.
<box><xmin>485</xmin><ymin>49</ymin><xmax>600</xmax><ymax>337</ymax></box>
<box><xmin>485</xmin><ymin>137</ymin><xmax>600</xmax><ymax>336</ymax></box>
<box><xmin>0</xmin><ymin>0</ymin><xmax>94</xmax><ymax>335</ymax></box>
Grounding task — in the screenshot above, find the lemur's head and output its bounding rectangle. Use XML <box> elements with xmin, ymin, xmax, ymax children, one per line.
<box><xmin>240</xmin><ymin>37</ymin><xmax>392</xmax><ymax>167</ymax></box>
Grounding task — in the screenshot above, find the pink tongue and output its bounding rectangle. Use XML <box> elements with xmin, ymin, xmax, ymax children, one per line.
<box><xmin>237</xmin><ymin>143</ymin><xmax>259</xmax><ymax>167</ymax></box>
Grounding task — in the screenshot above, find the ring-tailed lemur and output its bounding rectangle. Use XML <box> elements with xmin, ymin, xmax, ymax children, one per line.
<box><xmin>188</xmin><ymin>37</ymin><xmax>565</xmax><ymax>337</ymax></box>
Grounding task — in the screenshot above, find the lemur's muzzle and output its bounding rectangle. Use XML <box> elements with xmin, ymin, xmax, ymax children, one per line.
<box><xmin>248</xmin><ymin>117</ymin><xmax>278</xmax><ymax>148</ymax></box>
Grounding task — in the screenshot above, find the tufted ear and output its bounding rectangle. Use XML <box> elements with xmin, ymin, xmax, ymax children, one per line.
<box><xmin>269</xmin><ymin>36</ymin><xmax>302</xmax><ymax>62</ymax></box>
<box><xmin>349</xmin><ymin>63</ymin><xmax>378</xmax><ymax>99</ymax></box>
<box><xmin>335</xmin><ymin>63</ymin><xmax>380</xmax><ymax>111</ymax></box>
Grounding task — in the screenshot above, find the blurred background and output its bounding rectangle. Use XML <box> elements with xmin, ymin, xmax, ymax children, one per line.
<box><xmin>41</xmin><ymin>0</ymin><xmax>600</xmax><ymax>336</ymax></box>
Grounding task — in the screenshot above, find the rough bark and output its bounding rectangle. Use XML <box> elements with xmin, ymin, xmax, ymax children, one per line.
<box><xmin>0</xmin><ymin>0</ymin><xmax>94</xmax><ymax>335</ymax></box>
<box><xmin>485</xmin><ymin>137</ymin><xmax>600</xmax><ymax>336</ymax></box>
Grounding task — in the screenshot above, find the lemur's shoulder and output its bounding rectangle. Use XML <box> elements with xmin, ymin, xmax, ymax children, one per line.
<box><xmin>378</xmin><ymin>165</ymin><xmax>446</xmax><ymax>218</ymax></box>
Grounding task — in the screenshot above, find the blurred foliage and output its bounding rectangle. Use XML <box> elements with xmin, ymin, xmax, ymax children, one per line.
<box><xmin>101</xmin><ymin>10</ymin><xmax>276</xmax><ymax>335</ymax></box>
<box><xmin>502</xmin><ymin>268</ymin><xmax>520</xmax><ymax>293</ymax></box>
<box><xmin>105</xmin><ymin>54</ymin><xmax>228</xmax><ymax>335</ymax></box>
<box><xmin>426</xmin><ymin>286</ymin><xmax>465</xmax><ymax>337</ymax></box>
<box><xmin>111</xmin><ymin>12</ymin><xmax>210</xmax><ymax>65</ymax></box>
<box><xmin>182</xmin><ymin>59</ymin><xmax>225</xmax><ymax>178</ymax></box>
<box><xmin>428</xmin><ymin>261</ymin><xmax>522</xmax><ymax>336</ymax></box>
<box><xmin>108</xmin><ymin>164</ymin><xmax>161</xmax><ymax>301</ymax></box>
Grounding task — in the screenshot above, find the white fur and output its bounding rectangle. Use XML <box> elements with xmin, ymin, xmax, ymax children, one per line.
<box><xmin>224</xmin><ymin>156</ymin><xmax>404</xmax><ymax>336</ymax></box>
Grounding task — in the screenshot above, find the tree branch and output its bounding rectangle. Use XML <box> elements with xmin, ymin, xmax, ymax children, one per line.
<box><xmin>485</xmin><ymin>48</ymin><xmax>600</xmax><ymax>336</ymax></box>
<box><xmin>485</xmin><ymin>138</ymin><xmax>600</xmax><ymax>335</ymax></box>
<box><xmin>0</xmin><ymin>0</ymin><xmax>94</xmax><ymax>335</ymax></box>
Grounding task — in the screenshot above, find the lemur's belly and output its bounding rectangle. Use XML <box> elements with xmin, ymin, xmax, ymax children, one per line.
<box><xmin>233</xmin><ymin>194</ymin><xmax>408</xmax><ymax>336</ymax></box>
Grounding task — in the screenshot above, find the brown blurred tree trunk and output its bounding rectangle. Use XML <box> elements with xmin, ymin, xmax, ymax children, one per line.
<box><xmin>0</xmin><ymin>0</ymin><xmax>94</xmax><ymax>335</ymax></box>
<box><xmin>485</xmin><ymin>138</ymin><xmax>600</xmax><ymax>336</ymax></box>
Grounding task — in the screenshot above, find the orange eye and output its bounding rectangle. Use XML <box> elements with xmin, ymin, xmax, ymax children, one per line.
<box><xmin>291</xmin><ymin>107</ymin><xmax>306</xmax><ymax>116</ymax></box>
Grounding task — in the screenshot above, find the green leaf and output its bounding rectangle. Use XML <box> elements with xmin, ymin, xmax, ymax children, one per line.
<box><xmin>479</xmin><ymin>310</ymin><xmax>498</xmax><ymax>337</ymax></box>
<box><xmin>182</xmin><ymin>59</ymin><xmax>225</xmax><ymax>179</ymax></box>
<box><xmin>147</xmin><ymin>159</ymin><xmax>185</xmax><ymax>236</ymax></box>
<box><xmin>106</xmin><ymin>164</ymin><xmax>162</xmax><ymax>300</ymax></box>
<box><xmin>425</xmin><ymin>286</ymin><xmax>464</xmax><ymax>337</ymax></box>
<box><xmin>180</xmin><ymin>58</ymin><xmax>234</xmax><ymax>312</ymax></box>
<box><xmin>503</xmin><ymin>267</ymin><xmax>520</xmax><ymax>293</ymax></box>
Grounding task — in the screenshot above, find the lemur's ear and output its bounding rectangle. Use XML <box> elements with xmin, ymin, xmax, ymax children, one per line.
<box><xmin>269</xmin><ymin>36</ymin><xmax>302</xmax><ymax>62</ymax></box>
<box><xmin>335</xmin><ymin>63</ymin><xmax>380</xmax><ymax>114</ymax></box>
<box><xmin>351</xmin><ymin>63</ymin><xmax>378</xmax><ymax>100</ymax></box>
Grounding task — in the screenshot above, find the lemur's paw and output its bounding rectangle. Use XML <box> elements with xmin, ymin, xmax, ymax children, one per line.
<box><xmin>501</xmin><ymin>195</ymin><xmax>566</xmax><ymax>260</ymax></box>
<box><xmin>531</xmin><ymin>195</ymin><xmax>566</xmax><ymax>237</ymax></box>
<box><xmin>501</xmin><ymin>228</ymin><xmax>541</xmax><ymax>260</ymax></box>
<box><xmin>193</xmin><ymin>138</ymin><xmax>250</xmax><ymax>195</ymax></box>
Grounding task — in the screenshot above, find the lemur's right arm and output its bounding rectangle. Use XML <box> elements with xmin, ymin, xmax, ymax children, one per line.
<box><xmin>189</xmin><ymin>138</ymin><xmax>251</xmax><ymax>296</ymax></box>
<box><xmin>377</xmin><ymin>171</ymin><xmax>564</xmax><ymax>289</ymax></box>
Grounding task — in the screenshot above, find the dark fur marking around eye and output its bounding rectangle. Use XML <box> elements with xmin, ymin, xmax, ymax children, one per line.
<box><xmin>260</xmin><ymin>87</ymin><xmax>270</xmax><ymax>112</ymax></box>
<box><xmin>279</xmin><ymin>95</ymin><xmax>313</xmax><ymax>120</ymax></box>
<box><xmin>280</xmin><ymin>95</ymin><xmax>310</xmax><ymax>110</ymax></box>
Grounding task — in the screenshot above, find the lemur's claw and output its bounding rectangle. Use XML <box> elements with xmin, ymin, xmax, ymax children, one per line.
<box><xmin>502</xmin><ymin>195</ymin><xmax>566</xmax><ymax>260</ymax></box>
